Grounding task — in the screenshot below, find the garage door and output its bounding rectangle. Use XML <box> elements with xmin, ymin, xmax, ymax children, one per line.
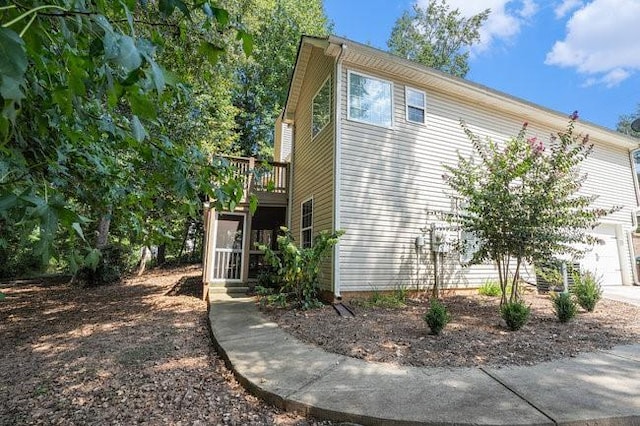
<box><xmin>581</xmin><ymin>225</ymin><xmax>622</xmax><ymax>286</ymax></box>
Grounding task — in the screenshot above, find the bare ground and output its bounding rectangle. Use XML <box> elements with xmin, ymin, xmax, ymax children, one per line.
<box><xmin>0</xmin><ymin>266</ymin><xmax>331</xmax><ymax>425</ymax></box>
<box><xmin>266</xmin><ymin>289</ymin><xmax>640</xmax><ymax>368</ymax></box>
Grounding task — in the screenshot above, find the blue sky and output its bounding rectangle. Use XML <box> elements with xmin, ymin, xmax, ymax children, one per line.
<box><xmin>323</xmin><ymin>0</ymin><xmax>640</xmax><ymax>131</ymax></box>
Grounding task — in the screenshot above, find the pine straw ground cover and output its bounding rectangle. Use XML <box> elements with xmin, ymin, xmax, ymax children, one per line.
<box><xmin>266</xmin><ymin>289</ymin><xmax>640</xmax><ymax>368</ymax></box>
<box><xmin>0</xmin><ymin>266</ymin><xmax>330</xmax><ymax>426</ymax></box>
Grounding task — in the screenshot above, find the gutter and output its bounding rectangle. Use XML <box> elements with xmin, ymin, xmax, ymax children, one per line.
<box><xmin>333</xmin><ymin>43</ymin><xmax>346</xmax><ymax>300</ymax></box>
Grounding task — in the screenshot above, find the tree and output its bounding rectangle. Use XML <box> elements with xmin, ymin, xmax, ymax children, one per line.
<box><xmin>617</xmin><ymin>103</ymin><xmax>640</xmax><ymax>138</ymax></box>
<box><xmin>0</xmin><ymin>1</ymin><xmax>251</xmax><ymax>277</ymax></box>
<box><xmin>444</xmin><ymin>113</ymin><xmax>616</xmax><ymax>305</ymax></box>
<box><xmin>231</xmin><ymin>0</ymin><xmax>330</xmax><ymax>157</ymax></box>
<box><xmin>387</xmin><ymin>1</ymin><xmax>489</xmax><ymax>78</ymax></box>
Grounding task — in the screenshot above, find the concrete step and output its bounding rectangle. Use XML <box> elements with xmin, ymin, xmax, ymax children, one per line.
<box><xmin>209</xmin><ymin>285</ymin><xmax>251</xmax><ymax>295</ymax></box>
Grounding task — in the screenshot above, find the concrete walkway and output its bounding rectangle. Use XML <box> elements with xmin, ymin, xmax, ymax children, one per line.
<box><xmin>603</xmin><ymin>285</ymin><xmax>640</xmax><ymax>307</ymax></box>
<box><xmin>208</xmin><ymin>294</ymin><xmax>640</xmax><ymax>426</ymax></box>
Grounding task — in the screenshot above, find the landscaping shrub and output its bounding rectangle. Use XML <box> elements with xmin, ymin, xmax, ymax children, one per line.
<box><xmin>500</xmin><ymin>300</ymin><xmax>531</xmax><ymax>331</ymax></box>
<box><xmin>478</xmin><ymin>280</ymin><xmax>501</xmax><ymax>297</ymax></box>
<box><xmin>551</xmin><ymin>291</ymin><xmax>578</xmax><ymax>322</ymax></box>
<box><xmin>258</xmin><ymin>227</ymin><xmax>343</xmax><ymax>310</ymax></box>
<box><xmin>572</xmin><ymin>271</ymin><xmax>602</xmax><ymax>312</ymax></box>
<box><xmin>423</xmin><ymin>298</ymin><xmax>451</xmax><ymax>335</ymax></box>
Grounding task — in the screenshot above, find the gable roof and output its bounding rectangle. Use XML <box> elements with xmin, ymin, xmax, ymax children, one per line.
<box><xmin>283</xmin><ymin>35</ymin><xmax>639</xmax><ymax>151</ymax></box>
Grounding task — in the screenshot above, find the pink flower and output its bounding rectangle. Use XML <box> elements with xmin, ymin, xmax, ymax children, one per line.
<box><xmin>527</xmin><ymin>137</ymin><xmax>545</xmax><ymax>155</ymax></box>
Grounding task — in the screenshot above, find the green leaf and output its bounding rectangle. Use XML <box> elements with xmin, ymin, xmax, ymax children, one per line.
<box><xmin>72</xmin><ymin>222</ymin><xmax>86</xmax><ymax>242</ymax></box>
<box><xmin>0</xmin><ymin>193</ymin><xmax>18</xmax><ymax>215</ymax></box>
<box><xmin>85</xmin><ymin>248</ymin><xmax>101</xmax><ymax>269</ymax></box>
<box><xmin>198</xmin><ymin>41</ymin><xmax>224</xmax><ymax>65</ymax></box>
<box><xmin>116</xmin><ymin>35</ymin><xmax>142</xmax><ymax>71</ymax></box>
<box><xmin>236</xmin><ymin>30</ymin><xmax>253</xmax><ymax>56</ymax></box>
<box><xmin>0</xmin><ymin>28</ymin><xmax>27</xmax><ymax>81</ymax></box>
<box><xmin>159</xmin><ymin>0</ymin><xmax>191</xmax><ymax>19</ymax></box>
<box><xmin>127</xmin><ymin>89</ymin><xmax>156</xmax><ymax>119</ymax></box>
<box><xmin>0</xmin><ymin>76</ymin><xmax>25</xmax><ymax>102</ymax></box>
<box><xmin>131</xmin><ymin>115</ymin><xmax>147</xmax><ymax>141</ymax></box>
<box><xmin>0</xmin><ymin>292</ymin><xmax>5</xmax><ymax>302</ymax></box>
<box><xmin>212</xmin><ymin>7</ymin><xmax>229</xmax><ymax>26</ymax></box>
<box><xmin>149</xmin><ymin>62</ymin><xmax>166</xmax><ymax>94</ymax></box>
<box><xmin>249</xmin><ymin>194</ymin><xmax>258</xmax><ymax>215</ymax></box>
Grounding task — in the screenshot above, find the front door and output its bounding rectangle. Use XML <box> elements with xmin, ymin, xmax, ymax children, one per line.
<box><xmin>212</xmin><ymin>213</ymin><xmax>245</xmax><ymax>281</ymax></box>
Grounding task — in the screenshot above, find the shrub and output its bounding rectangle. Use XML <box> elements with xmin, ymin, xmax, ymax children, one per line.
<box><xmin>500</xmin><ymin>300</ymin><xmax>531</xmax><ymax>331</ymax></box>
<box><xmin>478</xmin><ymin>280</ymin><xmax>501</xmax><ymax>297</ymax></box>
<box><xmin>258</xmin><ymin>227</ymin><xmax>343</xmax><ymax>310</ymax></box>
<box><xmin>551</xmin><ymin>291</ymin><xmax>578</xmax><ymax>322</ymax></box>
<box><xmin>572</xmin><ymin>271</ymin><xmax>602</xmax><ymax>312</ymax></box>
<box><xmin>77</xmin><ymin>244</ymin><xmax>129</xmax><ymax>286</ymax></box>
<box><xmin>423</xmin><ymin>298</ymin><xmax>451</xmax><ymax>335</ymax></box>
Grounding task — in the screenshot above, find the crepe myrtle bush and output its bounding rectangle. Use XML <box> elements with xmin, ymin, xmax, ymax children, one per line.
<box><xmin>444</xmin><ymin>112</ymin><xmax>618</xmax><ymax>306</ymax></box>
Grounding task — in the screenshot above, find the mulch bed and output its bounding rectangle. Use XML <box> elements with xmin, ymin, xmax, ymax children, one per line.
<box><xmin>0</xmin><ymin>266</ymin><xmax>331</xmax><ymax>425</ymax></box>
<box><xmin>265</xmin><ymin>290</ymin><xmax>640</xmax><ymax>368</ymax></box>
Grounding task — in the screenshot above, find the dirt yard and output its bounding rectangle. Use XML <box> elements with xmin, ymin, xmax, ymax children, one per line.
<box><xmin>266</xmin><ymin>290</ymin><xmax>640</xmax><ymax>368</ymax></box>
<box><xmin>0</xmin><ymin>266</ymin><xmax>330</xmax><ymax>425</ymax></box>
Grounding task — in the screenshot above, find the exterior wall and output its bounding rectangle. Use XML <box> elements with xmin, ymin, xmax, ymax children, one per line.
<box><xmin>337</xmin><ymin>63</ymin><xmax>637</xmax><ymax>292</ymax></box>
<box><xmin>274</xmin><ymin>115</ymin><xmax>293</xmax><ymax>162</ymax></box>
<box><xmin>290</xmin><ymin>46</ymin><xmax>335</xmax><ymax>291</ymax></box>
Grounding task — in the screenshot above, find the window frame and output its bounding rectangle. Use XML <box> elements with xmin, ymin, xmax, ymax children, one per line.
<box><xmin>405</xmin><ymin>86</ymin><xmax>426</xmax><ymax>125</ymax></box>
<box><xmin>346</xmin><ymin>70</ymin><xmax>394</xmax><ymax>129</ymax></box>
<box><xmin>312</xmin><ymin>76</ymin><xmax>332</xmax><ymax>138</ymax></box>
<box><xmin>300</xmin><ymin>197</ymin><xmax>314</xmax><ymax>249</ymax></box>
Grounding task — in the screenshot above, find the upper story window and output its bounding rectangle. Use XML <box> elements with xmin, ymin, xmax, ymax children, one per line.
<box><xmin>406</xmin><ymin>87</ymin><xmax>426</xmax><ymax>124</ymax></box>
<box><xmin>347</xmin><ymin>71</ymin><xmax>393</xmax><ymax>128</ymax></box>
<box><xmin>301</xmin><ymin>198</ymin><xmax>313</xmax><ymax>249</ymax></box>
<box><xmin>312</xmin><ymin>77</ymin><xmax>331</xmax><ymax>138</ymax></box>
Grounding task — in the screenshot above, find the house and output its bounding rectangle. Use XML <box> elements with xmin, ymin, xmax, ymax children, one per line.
<box><xmin>202</xmin><ymin>35</ymin><xmax>640</xmax><ymax>300</ymax></box>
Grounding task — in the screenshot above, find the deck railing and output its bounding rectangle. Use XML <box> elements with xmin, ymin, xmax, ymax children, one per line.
<box><xmin>225</xmin><ymin>156</ymin><xmax>289</xmax><ymax>195</ymax></box>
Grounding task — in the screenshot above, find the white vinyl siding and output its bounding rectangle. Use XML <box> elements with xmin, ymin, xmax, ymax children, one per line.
<box><xmin>301</xmin><ymin>198</ymin><xmax>313</xmax><ymax>248</ymax></box>
<box><xmin>347</xmin><ymin>71</ymin><xmax>393</xmax><ymax>128</ymax></box>
<box><xmin>336</xmin><ymin>65</ymin><xmax>636</xmax><ymax>293</ymax></box>
<box><xmin>405</xmin><ymin>87</ymin><xmax>426</xmax><ymax>124</ymax></box>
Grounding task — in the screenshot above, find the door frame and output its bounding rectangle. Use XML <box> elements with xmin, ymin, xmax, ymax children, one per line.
<box><xmin>211</xmin><ymin>211</ymin><xmax>248</xmax><ymax>283</ymax></box>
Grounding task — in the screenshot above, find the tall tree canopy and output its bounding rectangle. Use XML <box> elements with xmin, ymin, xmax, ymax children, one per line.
<box><xmin>387</xmin><ymin>0</ymin><xmax>489</xmax><ymax>78</ymax></box>
<box><xmin>230</xmin><ymin>0</ymin><xmax>330</xmax><ymax>157</ymax></box>
<box><xmin>0</xmin><ymin>0</ymin><xmax>330</xmax><ymax>278</ymax></box>
<box><xmin>617</xmin><ymin>103</ymin><xmax>640</xmax><ymax>138</ymax></box>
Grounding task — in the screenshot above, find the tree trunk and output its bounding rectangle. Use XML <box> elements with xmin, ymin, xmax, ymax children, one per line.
<box><xmin>157</xmin><ymin>244</ymin><xmax>166</xmax><ymax>265</ymax></box>
<box><xmin>96</xmin><ymin>208</ymin><xmax>112</xmax><ymax>249</ymax></box>
<box><xmin>137</xmin><ymin>246</ymin><xmax>152</xmax><ymax>276</ymax></box>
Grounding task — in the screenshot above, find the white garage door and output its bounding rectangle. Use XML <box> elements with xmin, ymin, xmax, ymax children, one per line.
<box><xmin>581</xmin><ymin>225</ymin><xmax>622</xmax><ymax>286</ymax></box>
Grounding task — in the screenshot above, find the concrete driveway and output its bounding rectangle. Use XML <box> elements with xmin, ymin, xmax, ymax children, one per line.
<box><xmin>602</xmin><ymin>285</ymin><xmax>640</xmax><ymax>306</ymax></box>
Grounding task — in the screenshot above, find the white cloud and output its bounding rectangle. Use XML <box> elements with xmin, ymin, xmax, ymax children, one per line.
<box><xmin>416</xmin><ymin>1</ymin><xmax>540</xmax><ymax>52</ymax></box>
<box><xmin>545</xmin><ymin>0</ymin><xmax>640</xmax><ymax>86</ymax></box>
<box><xmin>554</xmin><ymin>0</ymin><xmax>583</xmax><ymax>19</ymax></box>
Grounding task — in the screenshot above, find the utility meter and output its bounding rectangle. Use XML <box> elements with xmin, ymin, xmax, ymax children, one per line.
<box><xmin>430</xmin><ymin>222</ymin><xmax>450</xmax><ymax>253</ymax></box>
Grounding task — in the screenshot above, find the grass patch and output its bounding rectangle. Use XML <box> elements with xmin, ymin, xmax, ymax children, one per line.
<box><xmin>354</xmin><ymin>287</ymin><xmax>408</xmax><ymax>308</ymax></box>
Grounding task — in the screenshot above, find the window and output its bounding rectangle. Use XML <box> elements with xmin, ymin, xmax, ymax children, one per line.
<box><xmin>301</xmin><ymin>198</ymin><xmax>313</xmax><ymax>249</ymax></box>
<box><xmin>405</xmin><ymin>87</ymin><xmax>426</xmax><ymax>124</ymax></box>
<box><xmin>312</xmin><ymin>77</ymin><xmax>331</xmax><ymax>137</ymax></box>
<box><xmin>347</xmin><ymin>71</ymin><xmax>392</xmax><ymax>128</ymax></box>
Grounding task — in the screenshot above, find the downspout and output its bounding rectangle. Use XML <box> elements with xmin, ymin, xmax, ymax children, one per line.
<box><xmin>287</xmin><ymin>124</ymin><xmax>294</xmax><ymax>230</ymax></box>
<box><xmin>333</xmin><ymin>43</ymin><xmax>347</xmax><ymax>300</ymax></box>
<box><xmin>627</xmin><ymin>149</ymin><xmax>640</xmax><ymax>285</ymax></box>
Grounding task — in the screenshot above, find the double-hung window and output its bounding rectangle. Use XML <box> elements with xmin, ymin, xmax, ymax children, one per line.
<box><xmin>312</xmin><ymin>77</ymin><xmax>331</xmax><ymax>138</ymax></box>
<box><xmin>405</xmin><ymin>87</ymin><xmax>426</xmax><ymax>124</ymax></box>
<box><xmin>301</xmin><ymin>198</ymin><xmax>313</xmax><ymax>248</ymax></box>
<box><xmin>347</xmin><ymin>71</ymin><xmax>393</xmax><ymax>128</ymax></box>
